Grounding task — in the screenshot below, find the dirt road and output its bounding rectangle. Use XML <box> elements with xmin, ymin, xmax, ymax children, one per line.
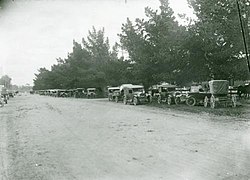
<box><xmin>1</xmin><ymin>94</ymin><xmax>250</xmax><ymax>180</ymax></box>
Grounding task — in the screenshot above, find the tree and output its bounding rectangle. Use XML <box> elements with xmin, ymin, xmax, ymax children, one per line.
<box><xmin>33</xmin><ymin>27</ymin><xmax>130</xmax><ymax>90</ymax></box>
<box><xmin>119</xmin><ymin>0</ymin><xmax>187</xmax><ymax>87</ymax></box>
<box><xmin>186</xmin><ymin>0</ymin><xmax>250</xmax><ymax>81</ymax></box>
<box><xmin>0</xmin><ymin>75</ymin><xmax>12</xmax><ymax>89</ymax></box>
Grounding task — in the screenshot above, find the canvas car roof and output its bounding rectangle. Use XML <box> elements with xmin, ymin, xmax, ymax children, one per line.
<box><xmin>120</xmin><ymin>84</ymin><xmax>144</xmax><ymax>90</ymax></box>
<box><xmin>108</xmin><ymin>87</ymin><xmax>120</xmax><ymax>90</ymax></box>
<box><xmin>158</xmin><ymin>84</ymin><xmax>177</xmax><ymax>88</ymax></box>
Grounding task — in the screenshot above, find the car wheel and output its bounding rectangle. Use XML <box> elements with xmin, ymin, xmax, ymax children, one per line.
<box><xmin>123</xmin><ymin>97</ymin><xmax>127</xmax><ymax>105</ymax></box>
<box><xmin>167</xmin><ymin>96</ymin><xmax>172</xmax><ymax>105</ymax></box>
<box><xmin>115</xmin><ymin>96</ymin><xmax>119</xmax><ymax>103</ymax></box>
<box><xmin>186</xmin><ymin>96</ymin><xmax>196</xmax><ymax>106</ymax></box>
<box><xmin>157</xmin><ymin>96</ymin><xmax>161</xmax><ymax>104</ymax></box>
<box><xmin>174</xmin><ymin>97</ymin><xmax>181</xmax><ymax>105</ymax></box>
<box><xmin>133</xmin><ymin>97</ymin><xmax>138</xmax><ymax>106</ymax></box>
<box><xmin>232</xmin><ymin>95</ymin><xmax>237</xmax><ymax>108</ymax></box>
<box><xmin>210</xmin><ymin>95</ymin><xmax>215</xmax><ymax>108</ymax></box>
<box><xmin>204</xmin><ymin>96</ymin><xmax>208</xmax><ymax>107</ymax></box>
<box><xmin>148</xmin><ymin>96</ymin><xmax>152</xmax><ymax>103</ymax></box>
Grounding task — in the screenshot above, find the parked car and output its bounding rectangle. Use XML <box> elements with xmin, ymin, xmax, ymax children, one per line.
<box><xmin>171</xmin><ymin>87</ymin><xmax>190</xmax><ymax>105</ymax></box>
<box><xmin>186</xmin><ymin>80</ymin><xmax>236</xmax><ymax>108</ymax></box>
<box><xmin>157</xmin><ymin>83</ymin><xmax>180</xmax><ymax>105</ymax></box>
<box><xmin>107</xmin><ymin>87</ymin><xmax>121</xmax><ymax>102</ymax></box>
<box><xmin>58</xmin><ymin>89</ymin><xmax>68</xmax><ymax>97</ymax></box>
<box><xmin>74</xmin><ymin>88</ymin><xmax>86</xmax><ymax>98</ymax></box>
<box><xmin>122</xmin><ymin>84</ymin><xmax>151</xmax><ymax>105</ymax></box>
<box><xmin>87</xmin><ymin>88</ymin><xmax>97</xmax><ymax>98</ymax></box>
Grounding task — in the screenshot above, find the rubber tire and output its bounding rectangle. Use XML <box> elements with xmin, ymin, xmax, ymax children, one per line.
<box><xmin>133</xmin><ymin>97</ymin><xmax>138</xmax><ymax>106</ymax></box>
<box><xmin>232</xmin><ymin>96</ymin><xmax>236</xmax><ymax>108</ymax></box>
<box><xmin>157</xmin><ymin>96</ymin><xmax>161</xmax><ymax>104</ymax></box>
<box><xmin>115</xmin><ymin>96</ymin><xmax>119</xmax><ymax>103</ymax></box>
<box><xmin>148</xmin><ymin>96</ymin><xmax>152</xmax><ymax>103</ymax></box>
<box><xmin>210</xmin><ymin>95</ymin><xmax>215</xmax><ymax>109</ymax></box>
<box><xmin>204</xmin><ymin>96</ymin><xmax>208</xmax><ymax>107</ymax></box>
<box><xmin>167</xmin><ymin>96</ymin><xmax>172</xmax><ymax>105</ymax></box>
<box><xmin>186</xmin><ymin>97</ymin><xmax>196</xmax><ymax>106</ymax></box>
<box><xmin>174</xmin><ymin>97</ymin><xmax>181</xmax><ymax>105</ymax></box>
<box><xmin>123</xmin><ymin>97</ymin><xmax>127</xmax><ymax>105</ymax></box>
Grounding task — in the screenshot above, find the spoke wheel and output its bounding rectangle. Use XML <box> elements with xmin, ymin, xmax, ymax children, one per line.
<box><xmin>210</xmin><ymin>95</ymin><xmax>215</xmax><ymax>108</ymax></box>
<box><xmin>204</xmin><ymin>96</ymin><xmax>208</xmax><ymax>107</ymax></box>
<box><xmin>186</xmin><ymin>97</ymin><xmax>196</xmax><ymax>106</ymax></box>
<box><xmin>174</xmin><ymin>97</ymin><xmax>181</xmax><ymax>105</ymax></box>
<box><xmin>232</xmin><ymin>96</ymin><xmax>237</xmax><ymax>108</ymax></box>
<box><xmin>157</xmin><ymin>96</ymin><xmax>161</xmax><ymax>104</ymax></box>
<box><xmin>148</xmin><ymin>96</ymin><xmax>152</xmax><ymax>103</ymax></box>
<box><xmin>123</xmin><ymin>97</ymin><xmax>127</xmax><ymax>105</ymax></box>
<box><xmin>133</xmin><ymin>97</ymin><xmax>138</xmax><ymax>106</ymax></box>
<box><xmin>167</xmin><ymin>96</ymin><xmax>172</xmax><ymax>105</ymax></box>
<box><xmin>115</xmin><ymin>96</ymin><xmax>119</xmax><ymax>103</ymax></box>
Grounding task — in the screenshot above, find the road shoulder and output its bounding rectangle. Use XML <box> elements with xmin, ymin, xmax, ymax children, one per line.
<box><xmin>0</xmin><ymin>112</ymin><xmax>8</xmax><ymax>180</ymax></box>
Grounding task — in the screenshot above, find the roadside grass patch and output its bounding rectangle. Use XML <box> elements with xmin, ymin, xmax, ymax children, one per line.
<box><xmin>147</xmin><ymin>101</ymin><xmax>246</xmax><ymax>118</ymax></box>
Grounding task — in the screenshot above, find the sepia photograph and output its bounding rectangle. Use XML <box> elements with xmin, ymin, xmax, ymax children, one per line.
<box><xmin>0</xmin><ymin>0</ymin><xmax>250</xmax><ymax>179</ymax></box>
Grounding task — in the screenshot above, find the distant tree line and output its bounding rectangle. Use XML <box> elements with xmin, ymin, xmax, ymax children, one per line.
<box><xmin>0</xmin><ymin>75</ymin><xmax>32</xmax><ymax>92</ymax></box>
<box><xmin>0</xmin><ymin>75</ymin><xmax>12</xmax><ymax>89</ymax></box>
<box><xmin>33</xmin><ymin>0</ymin><xmax>250</xmax><ymax>90</ymax></box>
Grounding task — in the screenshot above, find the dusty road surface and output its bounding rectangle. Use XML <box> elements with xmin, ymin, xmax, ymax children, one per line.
<box><xmin>1</xmin><ymin>94</ymin><xmax>250</xmax><ymax>180</ymax></box>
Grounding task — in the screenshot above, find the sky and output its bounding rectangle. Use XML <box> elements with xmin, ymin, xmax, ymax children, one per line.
<box><xmin>0</xmin><ymin>0</ymin><xmax>195</xmax><ymax>86</ymax></box>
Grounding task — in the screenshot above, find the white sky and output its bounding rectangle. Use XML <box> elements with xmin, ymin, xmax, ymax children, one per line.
<box><xmin>0</xmin><ymin>0</ymin><xmax>194</xmax><ymax>85</ymax></box>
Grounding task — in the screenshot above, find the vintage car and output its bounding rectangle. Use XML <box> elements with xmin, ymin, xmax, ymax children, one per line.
<box><xmin>171</xmin><ymin>87</ymin><xmax>190</xmax><ymax>104</ymax></box>
<box><xmin>186</xmin><ymin>80</ymin><xmax>236</xmax><ymax>108</ymax></box>
<box><xmin>157</xmin><ymin>83</ymin><xmax>180</xmax><ymax>105</ymax></box>
<box><xmin>57</xmin><ymin>89</ymin><xmax>68</xmax><ymax>97</ymax></box>
<box><xmin>87</xmin><ymin>88</ymin><xmax>97</xmax><ymax>98</ymax></box>
<box><xmin>122</xmin><ymin>84</ymin><xmax>151</xmax><ymax>105</ymax></box>
<box><xmin>148</xmin><ymin>85</ymin><xmax>160</xmax><ymax>99</ymax></box>
<box><xmin>74</xmin><ymin>88</ymin><xmax>86</xmax><ymax>98</ymax></box>
<box><xmin>107</xmin><ymin>87</ymin><xmax>121</xmax><ymax>102</ymax></box>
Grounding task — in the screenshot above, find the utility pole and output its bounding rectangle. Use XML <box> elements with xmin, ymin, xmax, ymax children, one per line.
<box><xmin>236</xmin><ymin>0</ymin><xmax>250</xmax><ymax>73</ymax></box>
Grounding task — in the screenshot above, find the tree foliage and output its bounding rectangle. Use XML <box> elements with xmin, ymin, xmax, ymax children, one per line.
<box><xmin>119</xmin><ymin>1</ymin><xmax>188</xmax><ymax>87</ymax></box>
<box><xmin>186</xmin><ymin>0</ymin><xmax>250</xmax><ymax>81</ymax></box>
<box><xmin>33</xmin><ymin>28</ymin><xmax>131</xmax><ymax>90</ymax></box>
<box><xmin>33</xmin><ymin>0</ymin><xmax>250</xmax><ymax>90</ymax></box>
<box><xmin>0</xmin><ymin>75</ymin><xmax>12</xmax><ymax>89</ymax></box>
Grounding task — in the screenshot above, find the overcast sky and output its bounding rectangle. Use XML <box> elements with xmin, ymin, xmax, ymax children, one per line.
<box><xmin>0</xmin><ymin>0</ymin><xmax>194</xmax><ymax>86</ymax></box>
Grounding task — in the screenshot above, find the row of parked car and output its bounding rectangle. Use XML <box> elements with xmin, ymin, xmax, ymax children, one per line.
<box><xmin>36</xmin><ymin>88</ymin><xmax>100</xmax><ymax>98</ymax></box>
<box><xmin>35</xmin><ymin>80</ymin><xmax>247</xmax><ymax>108</ymax></box>
<box><xmin>108</xmin><ymin>80</ymin><xmax>239</xmax><ymax>108</ymax></box>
